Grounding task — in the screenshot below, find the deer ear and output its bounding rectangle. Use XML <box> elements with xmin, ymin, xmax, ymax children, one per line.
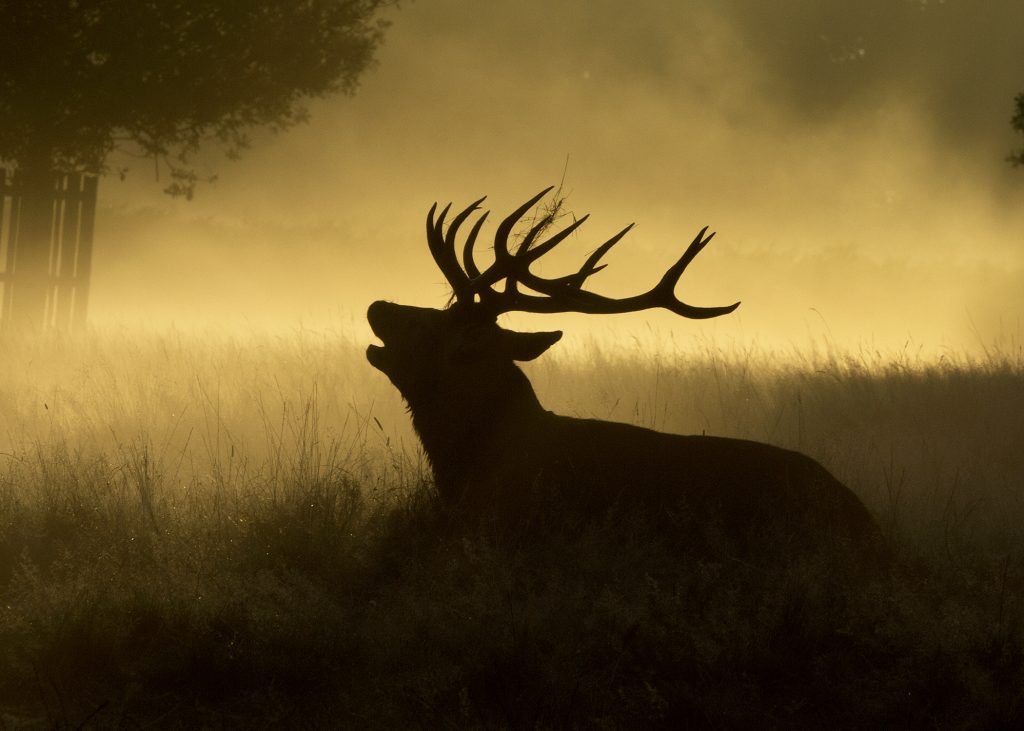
<box><xmin>505</xmin><ymin>330</ymin><xmax>562</xmax><ymax>361</ymax></box>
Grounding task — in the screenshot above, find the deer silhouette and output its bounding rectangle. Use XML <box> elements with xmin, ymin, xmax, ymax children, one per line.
<box><xmin>367</xmin><ymin>188</ymin><xmax>881</xmax><ymax>558</ymax></box>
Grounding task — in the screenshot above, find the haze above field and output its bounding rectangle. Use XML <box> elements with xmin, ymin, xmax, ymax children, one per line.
<box><xmin>91</xmin><ymin>0</ymin><xmax>1024</xmax><ymax>356</ymax></box>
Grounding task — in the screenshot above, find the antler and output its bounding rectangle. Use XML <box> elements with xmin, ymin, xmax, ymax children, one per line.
<box><xmin>426</xmin><ymin>187</ymin><xmax>741</xmax><ymax>319</ymax></box>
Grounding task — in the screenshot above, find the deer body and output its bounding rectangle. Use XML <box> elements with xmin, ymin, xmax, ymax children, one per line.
<box><xmin>366</xmin><ymin>190</ymin><xmax>881</xmax><ymax>557</ymax></box>
<box><xmin>475</xmin><ymin>417</ymin><xmax>873</xmax><ymax>554</ymax></box>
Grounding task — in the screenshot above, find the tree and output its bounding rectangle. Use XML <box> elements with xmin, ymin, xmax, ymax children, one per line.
<box><xmin>1011</xmin><ymin>93</ymin><xmax>1024</xmax><ymax>167</ymax></box>
<box><xmin>0</xmin><ymin>0</ymin><xmax>396</xmax><ymax>328</ymax></box>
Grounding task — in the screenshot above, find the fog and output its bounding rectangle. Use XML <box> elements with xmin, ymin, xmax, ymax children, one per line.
<box><xmin>90</xmin><ymin>0</ymin><xmax>1024</xmax><ymax>356</ymax></box>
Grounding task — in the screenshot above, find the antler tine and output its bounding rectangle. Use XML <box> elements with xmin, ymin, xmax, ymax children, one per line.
<box><xmin>657</xmin><ymin>226</ymin><xmax>714</xmax><ymax>291</ymax></box>
<box><xmin>427</xmin><ymin>201</ymin><xmax>474</xmax><ymax>301</ymax></box>
<box><xmin>514</xmin><ymin>214</ymin><xmax>590</xmax><ymax>267</ymax></box>
<box><xmin>462</xmin><ymin>210</ymin><xmax>489</xmax><ymax>279</ymax></box>
<box><xmin>647</xmin><ymin>227</ymin><xmax>740</xmax><ymax>319</ymax></box>
<box><xmin>446</xmin><ymin>197</ymin><xmax>487</xmax><ymax>287</ymax></box>
<box><xmin>445</xmin><ymin>197</ymin><xmax>487</xmax><ymax>251</ymax></box>
<box><xmin>504</xmin><ymin>211</ymin><xmax>559</xmax><ymax>296</ymax></box>
<box><xmin>492</xmin><ymin>186</ymin><xmax>554</xmax><ymax>264</ymax></box>
<box><xmin>509</xmin><ymin>221</ymin><xmax>628</xmax><ymax>293</ymax></box>
<box><xmin>554</xmin><ymin>222</ymin><xmax>633</xmax><ymax>290</ymax></box>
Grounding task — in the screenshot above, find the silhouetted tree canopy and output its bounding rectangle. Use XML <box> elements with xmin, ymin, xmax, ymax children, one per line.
<box><xmin>1011</xmin><ymin>93</ymin><xmax>1024</xmax><ymax>167</ymax></box>
<box><xmin>0</xmin><ymin>0</ymin><xmax>395</xmax><ymax>197</ymax></box>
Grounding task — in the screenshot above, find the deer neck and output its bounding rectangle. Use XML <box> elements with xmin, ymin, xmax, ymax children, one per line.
<box><xmin>407</xmin><ymin>365</ymin><xmax>547</xmax><ymax>497</ymax></box>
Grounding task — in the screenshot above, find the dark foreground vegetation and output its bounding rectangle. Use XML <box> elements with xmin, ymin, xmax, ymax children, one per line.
<box><xmin>2</xmin><ymin>466</ymin><xmax>1023</xmax><ymax>729</ymax></box>
<box><xmin>1</xmin><ymin>330</ymin><xmax>1022</xmax><ymax>728</ymax></box>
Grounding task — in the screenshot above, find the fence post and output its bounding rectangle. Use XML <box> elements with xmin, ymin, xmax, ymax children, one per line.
<box><xmin>0</xmin><ymin>168</ymin><xmax>98</xmax><ymax>330</ymax></box>
<box><xmin>72</xmin><ymin>175</ymin><xmax>97</xmax><ymax>331</ymax></box>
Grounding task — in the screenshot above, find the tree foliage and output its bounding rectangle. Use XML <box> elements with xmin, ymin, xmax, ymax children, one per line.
<box><xmin>1011</xmin><ymin>93</ymin><xmax>1024</xmax><ymax>167</ymax></box>
<box><xmin>0</xmin><ymin>0</ymin><xmax>395</xmax><ymax>197</ymax></box>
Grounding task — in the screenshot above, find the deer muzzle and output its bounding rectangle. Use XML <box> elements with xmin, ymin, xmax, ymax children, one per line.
<box><xmin>365</xmin><ymin>300</ymin><xmax>392</xmax><ymax>370</ymax></box>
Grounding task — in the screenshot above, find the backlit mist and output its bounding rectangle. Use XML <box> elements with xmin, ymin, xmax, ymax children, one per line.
<box><xmin>90</xmin><ymin>0</ymin><xmax>1024</xmax><ymax>356</ymax></box>
<box><xmin>7</xmin><ymin>4</ymin><xmax>1024</xmax><ymax>725</ymax></box>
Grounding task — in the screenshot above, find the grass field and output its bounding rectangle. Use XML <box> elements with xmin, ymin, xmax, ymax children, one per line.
<box><xmin>1</xmin><ymin>326</ymin><xmax>1023</xmax><ymax>728</ymax></box>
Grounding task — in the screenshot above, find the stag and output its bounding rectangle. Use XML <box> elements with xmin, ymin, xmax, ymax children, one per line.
<box><xmin>367</xmin><ymin>188</ymin><xmax>881</xmax><ymax>558</ymax></box>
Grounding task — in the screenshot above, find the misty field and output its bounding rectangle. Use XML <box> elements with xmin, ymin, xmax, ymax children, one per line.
<box><xmin>1</xmin><ymin>326</ymin><xmax>1023</xmax><ymax>728</ymax></box>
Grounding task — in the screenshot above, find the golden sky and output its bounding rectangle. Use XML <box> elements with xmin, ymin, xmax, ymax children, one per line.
<box><xmin>92</xmin><ymin>0</ymin><xmax>1024</xmax><ymax>356</ymax></box>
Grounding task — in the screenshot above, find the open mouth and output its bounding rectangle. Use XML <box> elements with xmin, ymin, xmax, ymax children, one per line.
<box><xmin>365</xmin><ymin>321</ymin><xmax>388</xmax><ymax>367</ymax></box>
<box><xmin>366</xmin><ymin>303</ymin><xmax>390</xmax><ymax>368</ymax></box>
<box><xmin>366</xmin><ymin>341</ymin><xmax>386</xmax><ymax>366</ymax></box>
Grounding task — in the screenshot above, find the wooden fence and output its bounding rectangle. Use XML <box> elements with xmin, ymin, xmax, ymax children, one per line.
<box><xmin>0</xmin><ymin>168</ymin><xmax>97</xmax><ymax>330</ymax></box>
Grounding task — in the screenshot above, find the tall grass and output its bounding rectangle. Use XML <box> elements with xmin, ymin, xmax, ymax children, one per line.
<box><xmin>0</xmin><ymin>326</ymin><xmax>1022</xmax><ymax>727</ymax></box>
